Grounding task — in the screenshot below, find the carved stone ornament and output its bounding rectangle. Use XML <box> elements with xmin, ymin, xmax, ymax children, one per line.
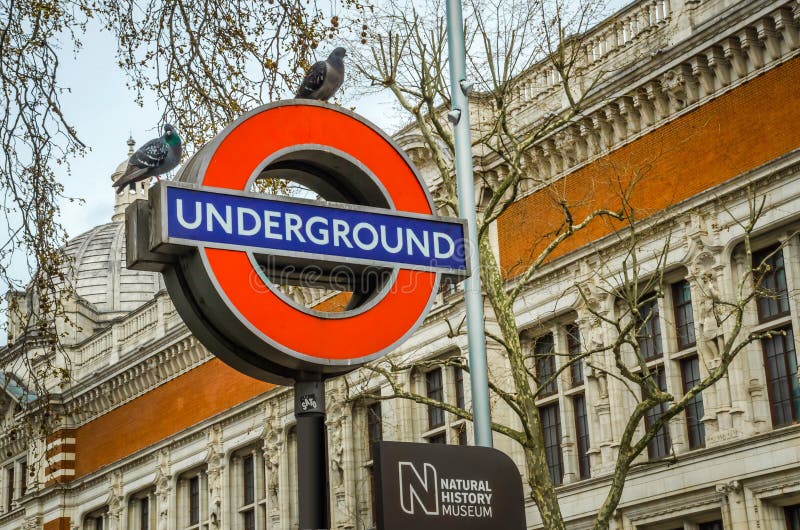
<box><xmin>154</xmin><ymin>448</ymin><xmax>172</xmax><ymax>530</ymax></box>
<box><xmin>261</xmin><ymin>401</ymin><xmax>283</xmax><ymax>508</ymax></box>
<box><xmin>205</xmin><ymin>425</ymin><xmax>225</xmax><ymax>529</ymax></box>
<box><xmin>325</xmin><ymin>378</ymin><xmax>347</xmax><ymax>490</ymax></box>
<box><xmin>106</xmin><ymin>469</ymin><xmax>124</xmax><ymax>529</ymax></box>
<box><xmin>22</xmin><ymin>516</ymin><xmax>41</xmax><ymax>530</ymax></box>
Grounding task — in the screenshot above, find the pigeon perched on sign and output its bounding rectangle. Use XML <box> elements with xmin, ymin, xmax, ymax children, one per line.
<box><xmin>295</xmin><ymin>47</ymin><xmax>346</xmax><ymax>101</ymax></box>
<box><xmin>113</xmin><ymin>124</ymin><xmax>182</xmax><ymax>192</ymax></box>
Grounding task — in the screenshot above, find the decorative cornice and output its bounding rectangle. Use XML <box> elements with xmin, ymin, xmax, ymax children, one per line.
<box><xmin>511</xmin><ymin>0</ymin><xmax>800</xmax><ymax>197</ymax></box>
<box><xmin>401</xmin><ymin>0</ymin><xmax>800</xmax><ymax>204</ymax></box>
<box><xmin>69</xmin><ymin>333</ymin><xmax>209</xmax><ymax>426</ymax></box>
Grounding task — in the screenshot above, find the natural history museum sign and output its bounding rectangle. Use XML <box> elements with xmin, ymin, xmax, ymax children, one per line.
<box><xmin>375</xmin><ymin>442</ymin><xmax>526</xmax><ymax>529</ymax></box>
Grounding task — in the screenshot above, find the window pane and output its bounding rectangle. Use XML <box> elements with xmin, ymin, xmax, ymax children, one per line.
<box><xmin>19</xmin><ymin>461</ymin><xmax>26</xmax><ymax>497</ymax></box>
<box><xmin>189</xmin><ymin>476</ymin><xmax>200</xmax><ymax>526</ymax></box>
<box><xmin>644</xmin><ymin>367</ymin><xmax>672</xmax><ymax>459</ymax></box>
<box><xmin>672</xmin><ymin>280</ymin><xmax>696</xmax><ymax>349</ymax></box>
<box><xmin>428</xmin><ymin>432</ymin><xmax>446</xmax><ymax>444</ymax></box>
<box><xmin>698</xmin><ymin>521</ymin><xmax>723</xmax><ymax>530</ymax></box>
<box><xmin>786</xmin><ymin>504</ymin><xmax>800</xmax><ymax>530</ymax></box>
<box><xmin>567</xmin><ymin>325</ymin><xmax>584</xmax><ymax>386</ymax></box>
<box><xmin>243</xmin><ymin>509</ymin><xmax>255</xmax><ymax>530</ymax></box>
<box><xmin>367</xmin><ymin>402</ymin><xmax>382</xmax><ymax>461</ymax></box>
<box><xmin>573</xmin><ymin>395</ymin><xmax>591</xmax><ymax>480</ymax></box>
<box><xmin>369</xmin><ymin>466</ymin><xmax>377</xmax><ymax>525</ymax></box>
<box><xmin>539</xmin><ymin>403</ymin><xmax>563</xmax><ymax>486</ymax></box>
<box><xmin>454</xmin><ymin>367</ymin><xmax>466</xmax><ymax>409</ymax></box>
<box><xmin>5</xmin><ymin>466</ymin><xmax>14</xmax><ymax>510</ymax></box>
<box><xmin>754</xmin><ymin>246</ymin><xmax>790</xmax><ymax>322</ymax></box>
<box><xmin>140</xmin><ymin>498</ymin><xmax>149</xmax><ymax>530</ymax></box>
<box><xmin>426</xmin><ymin>369</ymin><xmax>445</xmax><ymax>429</ymax></box>
<box><xmin>762</xmin><ymin>327</ymin><xmax>800</xmax><ymax>427</ymax></box>
<box><xmin>535</xmin><ymin>334</ymin><xmax>558</xmax><ymax>396</ymax></box>
<box><xmin>681</xmin><ymin>356</ymin><xmax>705</xmax><ymax>449</ymax></box>
<box><xmin>637</xmin><ymin>298</ymin><xmax>663</xmax><ymax>360</ymax></box>
<box><xmin>243</xmin><ymin>454</ymin><xmax>255</xmax><ymax>506</ymax></box>
<box><xmin>456</xmin><ymin>425</ymin><xmax>467</xmax><ymax>446</ymax></box>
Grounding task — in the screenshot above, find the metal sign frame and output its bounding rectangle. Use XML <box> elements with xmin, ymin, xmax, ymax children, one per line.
<box><xmin>150</xmin><ymin>181</ymin><xmax>469</xmax><ymax>276</ymax></box>
<box><xmin>126</xmin><ymin>100</ymin><xmax>469</xmax><ymax>385</ymax></box>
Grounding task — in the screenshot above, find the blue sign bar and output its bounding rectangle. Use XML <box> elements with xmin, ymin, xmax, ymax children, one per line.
<box><xmin>165</xmin><ymin>185</ymin><xmax>468</xmax><ymax>274</ymax></box>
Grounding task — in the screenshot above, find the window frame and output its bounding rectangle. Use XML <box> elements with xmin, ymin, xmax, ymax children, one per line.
<box><xmin>672</xmin><ymin>279</ymin><xmax>697</xmax><ymax>350</ymax></box>
<box><xmin>127</xmin><ymin>489</ymin><xmax>156</xmax><ymax>530</ymax></box>
<box><xmin>538</xmin><ymin>402</ymin><xmax>564</xmax><ymax>486</ymax></box>
<box><xmin>636</xmin><ymin>296</ymin><xmax>664</xmax><ymax>362</ymax></box>
<box><xmin>566</xmin><ymin>324</ymin><xmax>584</xmax><ymax>387</ymax></box>
<box><xmin>534</xmin><ymin>333</ymin><xmax>558</xmax><ymax>397</ymax></box>
<box><xmin>785</xmin><ymin>503</ymin><xmax>800</xmax><ymax>530</ymax></box>
<box><xmin>680</xmin><ymin>355</ymin><xmax>706</xmax><ymax>449</ymax></box>
<box><xmin>753</xmin><ymin>245</ymin><xmax>791</xmax><ymax>323</ymax></box>
<box><xmin>362</xmin><ymin>399</ymin><xmax>383</xmax><ymax>526</ymax></box>
<box><xmin>418</xmin><ymin>362</ymin><xmax>469</xmax><ymax>445</ymax></box>
<box><xmin>573</xmin><ymin>393</ymin><xmax>591</xmax><ymax>480</ymax></box>
<box><xmin>762</xmin><ymin>326</ymin><xmax>800</xmax><ymax>427</ymax></box>
<box><xmin>178</xmin><ymin>468</ymin><xmax>208</xmax><ymax>530</ymax></box>
<box><xmin>643</xmin><ymin>366</ymin><xmax>672</xmax><ymax>460</ymax></box>
<box><xmin>425</xmin><ymin>368</ymin><xmax>445</xmax><ymax>430</ymax></box>
<box><xmin>748</xmin><ymin>242</ymin><xmax>800</xmax><ymax>430</ymax></box>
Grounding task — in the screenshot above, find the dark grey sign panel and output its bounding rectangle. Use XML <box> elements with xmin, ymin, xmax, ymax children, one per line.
<box><xmin>375</xmin><ymin>441</ymin><xmax>526</xmax><ymax>530</ymax></box>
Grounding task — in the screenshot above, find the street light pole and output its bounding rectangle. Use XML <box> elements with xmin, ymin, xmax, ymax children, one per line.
<box><xmin>445</xmin><ymin>0</ymin><xmax>493</xmax><ymax>448</ymax></box>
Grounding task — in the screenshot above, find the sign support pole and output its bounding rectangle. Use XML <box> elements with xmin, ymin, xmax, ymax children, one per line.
<box><xmin>295</xmin><ymin>374</ymin><xmax>327</xmax><ymax>529</ymax></box>
<box><xmin>445</xmin><ymin>0</ymin><xmax>493</xmax><ymax>447</ymax></box>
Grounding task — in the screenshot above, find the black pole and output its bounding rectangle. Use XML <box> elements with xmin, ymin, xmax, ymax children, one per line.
<box><xmin>294</xmin><ymin>373</ymin><xmax>327</xmax><ymax>530</ymax></box>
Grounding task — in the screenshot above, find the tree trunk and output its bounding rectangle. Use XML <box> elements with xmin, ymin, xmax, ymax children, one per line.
<box><xmin>477</xmin><ymin>233</ymin><xmax>566</xmax><ymax>530</ymax></box>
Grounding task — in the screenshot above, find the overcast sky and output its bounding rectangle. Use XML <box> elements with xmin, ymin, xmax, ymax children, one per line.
<box><xmin>0</xmin><ymin>19</ymin><xmax>397</xmax><ymax>343</ymax></box>
<box><xmin>1</xmin><ymin>1</ymin><xmax>629</xmax><ymax>342</ymax></box>
<box><xmin>56</xmin><ymin>27</ymin><xmax>397</xmax><ymax>240</ymax></box>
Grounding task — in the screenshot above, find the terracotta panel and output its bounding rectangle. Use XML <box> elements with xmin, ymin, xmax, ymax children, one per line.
<box><xmin>44</xmin><ymin>518</ymin><xmax>71</xmax><ymax>530</ymax></box>
<box><xmin>498</xmin><ymin>57</ymin><xmax>800</xmax><ymax>277</ymax></box>
<box><xmin>73</xmin><ymin>359</ymin><xmax>274</xmax><ymax>478</ymax></box>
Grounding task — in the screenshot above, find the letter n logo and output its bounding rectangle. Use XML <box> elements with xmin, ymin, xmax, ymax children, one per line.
<box><xmin>398</xmin><ymin>462</ymin><xmax>439</xmax><ymax>515</ymax></box>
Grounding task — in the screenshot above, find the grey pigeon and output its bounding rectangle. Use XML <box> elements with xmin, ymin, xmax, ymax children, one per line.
<box><xmin>113</xmin><ymin>124</ymin><xmax>182</xmax><ymax>192</ymax></box>
<box><xmin>295</xmin><ymin>47</ymin><xmax>346</xmax><ymax>101</ymax></box>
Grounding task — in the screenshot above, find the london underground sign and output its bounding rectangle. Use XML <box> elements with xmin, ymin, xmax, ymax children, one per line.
<box><xmin>126</xmin><ymin>101</ymin><xmax>469</xmax><ymax>384</ymax></box>
<box><xmin>162</xmin><ymin>183</ymin><xmax>467</xmax><ymax>274</ymax></box>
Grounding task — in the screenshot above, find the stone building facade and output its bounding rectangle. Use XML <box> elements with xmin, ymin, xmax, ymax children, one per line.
<box><xmin>2</xmin><ymin>0</ymin><xmax>800</xmax><ymax>528</ymax></box>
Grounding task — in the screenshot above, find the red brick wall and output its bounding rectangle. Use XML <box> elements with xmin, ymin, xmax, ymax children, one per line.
<box><xmin>498</xmin><ymin>57</ymin><xmax>800</xmax><ymax>277</ymax></box>
<box><xmin>44</xmin><ymin>518</ymin><xmax>70</xmax><ymax>530</ymax></box>
<box><xmin>72</xmin><ymin>359</ymin><xmax>273</xmax><ymax>479</ymax></box>
<box><xmin>313</xmin><ymin>292</ymin><xmax>352</xmax><ymax>312</ymax></box>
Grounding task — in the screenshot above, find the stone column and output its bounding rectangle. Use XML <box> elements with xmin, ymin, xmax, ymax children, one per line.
<box><xmin>106</xmin><ymin>470</ymin><xmax>124</xmax><ymax>530</ymax></box>
<box><xmin>716</xmin><ymin>480</ymin><xmax>748</xmax><ymax>530</ymax></box>
<box><xmin>205</xmin><ymin>425</ymin><xmax>225</xmax><ymax>529</ymax></box>
<box><xmin>326</xmin><ymin>378</ymin><xmax>355</xmax><ymax>529</ymax></box>
<box><xmin>576</xmin><ymin>283</ymin><xmax>617</xmax><ymax>475</ymax></box>
<box><xmin>730</xmin><ymin>248</ymin><xmax>768</xmax><ymax>435</ymax></box>
<box><xmin>261</xmin><ymin>401</ymin><xmax>283</xmax><ymax>530</ymax></box>
<box><xmin>153</xmin><ymin>448</ymin><xmax>172</xmax><ymax>530</ymax></box>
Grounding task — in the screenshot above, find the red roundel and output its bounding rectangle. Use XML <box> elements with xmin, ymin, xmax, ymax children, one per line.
<box><xmin>189</xmin><ymin>102</ymin><xmax>439</xmax><ymax>371</ymax></box>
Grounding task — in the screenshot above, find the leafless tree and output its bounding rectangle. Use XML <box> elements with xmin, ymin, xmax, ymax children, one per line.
<box><xmin>346</xmin><ymin>1</ymin><xmax>782</xmax><ymax>528</ymax></box>
<box><xmin>0</xmin><ymin>0</ymin><xmax>366</xmax><ymax>467</ymax></box>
